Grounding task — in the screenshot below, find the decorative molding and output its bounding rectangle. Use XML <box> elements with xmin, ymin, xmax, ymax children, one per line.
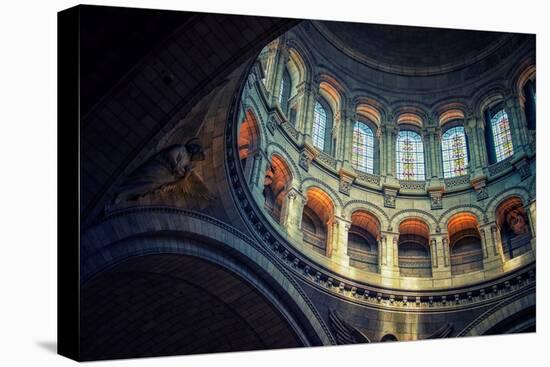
<box><xmin>355</xmin><ymin>171</ymin><xmax>381</xmax><ymax>186</ymax></box>
<box><xmin>488</xmin><ymin>158</ymin><xmax>512</xmax><ymax>176</ymax></box>
<box><xmin>399</xmin><ymin>180</ymin><xmax>426</xmax><ymax>191</ymax></box>
<box><xmin>444</xmin><ymin>175</ymin><xmax>470</xmax><ymax>189</ymax></box>
<box><xmin>316</xmin><ymin>151</ymin><xmax>338</xmax><ymax>169</ymax></box>
<box><xmin>281</xmin><ymin>120</ymin><xmax>300</xmax><ymax>141</ymax></box>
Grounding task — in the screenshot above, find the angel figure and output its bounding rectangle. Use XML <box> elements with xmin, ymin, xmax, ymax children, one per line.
<box><xmin>108</xmin><ymin>138</ymin><xmax>212</xmax><ymax>209</ymax></box>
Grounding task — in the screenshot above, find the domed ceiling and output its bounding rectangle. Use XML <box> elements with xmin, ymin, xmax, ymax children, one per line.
<box><xmin>312</xmin><ymin>21</ymin><xmax>512</xmax><ymax>76</ymax></box>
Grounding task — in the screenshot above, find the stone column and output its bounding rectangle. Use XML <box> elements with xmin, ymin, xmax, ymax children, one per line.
<box><xmin>490</xmin><ymin>224</ymin><xmax>506</xmax><ymax>263</ymax></box>
<box><xmin>281</xmin><ymin>188</ymin><xmax>306</xmax><ymax>242</ymax></box>
<box><xmin>506</xmin><ymin>95</ymin><xmax>528</xmax><ymax>154</ymax></box>
<box><xmin>342</xmin><ymin>109</ymin><xmax>355</xmax><ymax>165</ymax></box>
<box><xmin>433</xmin><ymin>128</ymin><xmax>443</xmax><ymax>178</ymax></box>
<box><xmin>329</xmin><ymin>216</ymin><xmax>351</xmax><ymax>266</ymax></box>
<box><xmin>425</xmin><ymin>127</ymin><xmax>442</xmax><ymax>179</ymax></box>
<box><xmin>431</xmin><ymin>235</ymin><xmax>452</xmax><ymax>287</ymax></box>
<box><xmin>526</xmin><ymin>200</ymin><xmax>536</xmax><ymax>252</ymax></box>
<box><xmin>386</xmin><ymin>126</ymin><xmax>397</xmax><ymax>177</ymax></box>
<box><xmin>479</xmin><ymin>223</ymin><xmax>503</xmax><ymax>275</ymax></box>
<box><xmin>332</xmin><ymin>110</ymin><xmax>342</xmax><ymax>160</ymax></box>
<box><xmin>475</xmin><ymin>116</ymin><xmax>489</xmax><ymax>168</ymax></box>
<box><xmin>301</xmin><ymin>78</ymin><xmax>320</xmax><ymax>143</ymax></box>
<box><xmin>244</xmin><ymin>150</ymin><xmax>265</xmax><ymax>197</ymax></box>
<box><xmin>262</xmin><ymin>41</ymin><xmax>279</xmax><ymax>93</ymax></box>
<box><xmin>378</xmin><ymin>126</ymin><xmax>386</xmax><ymax>176</ymax></box>
<box><xmin>269</xmin><ymin>41</ymin><xmax>290</xmax><ymax>107</ymax></box>
<box><xmin>379</xmin><ymin>231</ymin><xmax>400</xmax><ymax>285</ymax></box>
<box><xmin>464</xmin><ymin>115</ymin><xmax>480</xmax><ymax>173</ymax></box>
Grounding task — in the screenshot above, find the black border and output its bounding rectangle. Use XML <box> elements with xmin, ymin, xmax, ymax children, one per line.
<box><xmin>58</xmin><ymin>5</ymin><xmax>81</xmax><ymax>361</ymax></box>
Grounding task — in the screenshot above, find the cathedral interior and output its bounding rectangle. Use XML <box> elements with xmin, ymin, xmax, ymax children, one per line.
<box><xmin>78</xmin><ymin>5</ymin><xmax>536</xmax><ymax>361</ymax></box>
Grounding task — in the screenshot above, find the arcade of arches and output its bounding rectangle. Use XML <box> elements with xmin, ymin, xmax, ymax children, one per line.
<box><xmin>79</xmin><ymin>8</ymin><xmax>536</xmax><ymax>360</ymax></box>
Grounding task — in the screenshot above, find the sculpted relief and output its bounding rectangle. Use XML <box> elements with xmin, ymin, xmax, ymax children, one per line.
<box><xmin>108</xmin><ymin>138</ymin><xmax>212</xmax><ymax>209</ymax></box>
<box><xmin>506</xmin><ymin>209</ymin><xmax>529</xmax><ymax>235</ymax></box>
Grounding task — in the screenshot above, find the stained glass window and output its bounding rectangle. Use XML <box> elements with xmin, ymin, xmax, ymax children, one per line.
<box><xmin>491</xmin><ymin>109</ymin><xmax>514</xmax><ymax>162</ymax></box>
<box><xmin>352</xmin><ymin>121</ymin><xmax>374</xmax><ymax>173</ymax></box>
<box><xmin>396</xmin><ymin>130</ymin><xmax>425</xmax><ymax>180</ymax></box>
<box><xmin>441</xmin><ymin>126</ymin><xmax>468</xmax><ymax>178</ymax></box>
<box><xmin>312</xmin><ymin>101</ymin><xmax>327</xmax><ymax>151</ymax></box>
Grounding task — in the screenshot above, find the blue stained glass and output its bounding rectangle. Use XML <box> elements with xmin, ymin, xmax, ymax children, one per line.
<box><xmin>313</xmin><ymin>101</ymin><xmax>327</xmax><ymax>151</ymax></box>
<box><xmin>491</xmin><ymin>109</ymin><xmax>514</xmax><ymax>162</ymax></box>
<box><xmin>352</xmin><ymin>121</ymin><xmax>374</xmax><ymax>174</ymax></box>
<box><xmin>441</xmin><ymin>126</ymin><xmax>468</xmax><ymax>178</ymax></box>
<box><xmin>397</xmin><ymin>130</ymin><xmax>425</xmax><ymax>180</ymax></box>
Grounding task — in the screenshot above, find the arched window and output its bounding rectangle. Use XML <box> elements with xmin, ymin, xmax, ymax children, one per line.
<box><xmin>352</xmin><ymin>121</ymin><xmax>374</xmax><ymax>174</ymax></box>
<box><xmin>441</xmin><ymin>125</ymin><xmax>468</xmax><ymax>178</ymax></box>
<box><xmin>486</xmin><ymin>105</ymin><xmax>514</xmax><ymax>163</ymax></box>
<box><xmin>312</xmin><ymin>101</ymin><xmax>328</xmax><ymax>151</ymax></box>
<box><xmin>278</xmin><ymin>68</ymin><xmax>291</xmax><ymax>115</ymax></box>
<box><xmin>396</xmin><ymin>130</ymin><xmax>425</xmax><ymax>180</ymax></box>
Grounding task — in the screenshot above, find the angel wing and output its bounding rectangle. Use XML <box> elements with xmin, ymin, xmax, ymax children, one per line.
<box><xmin>328</xmin><ymin>309</ymin><xmax>371</xmax><ymax>345</ymax></box>
<box><xmin>425</xmin><ymin>323</ymin><xmax>453</xmax><ymax>339</ymax></box>
<box><xmin>159</xmin><ymin>170</ymin><xmax>213</xmax><ymax>200</ymax></box>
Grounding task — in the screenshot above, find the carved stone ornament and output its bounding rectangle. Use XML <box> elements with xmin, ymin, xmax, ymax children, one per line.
<box><xmin>476</xmin><ymin>187</ymin><xmax>489</xmax><ymax>201</ymax></box>
<box><xmin>299</xmin><ymin>150</ymin><xmax>312</xmax><ymax>171</ymax></box>
<box><xmin>471</xmin><ymin>176</ymin><xmax>489</xmax><ymax>201</ymax></box>
<box><xmin>109</xmin><ymin>138</ymin><xmax>210</xmax><ymax>209</ymax></box>
<box><xmin>513</xmin><ymin>157</ymin><xmax>531</xmax><ymax>181</ymax></box>
<box><xmin>298</xmin><ymin>144</ymin><xmax>318</xmax><ymax>171</ymax></box>
<box><xmin>383</xmin><ymin>187</ymin><xmax>398</xmax><ymax>208</ymax></box>
<box><xmin>338</xmin><ymin>168</ymin><xmax>356</xmax><ymax>196</ymax></box>
<box><xmin>266</xmin><ymin>116</ymin><xmax>277</xmax><ymax>135</ymax></box>
<box><xmin>339</xmin><ymin>179</ymin><xmax>352</xmax><ymax>196</ymax></box>
<box><xmin>428</xmin><ymin>188</ymin><xmax>444</xmax><ymax>210</ymax></box>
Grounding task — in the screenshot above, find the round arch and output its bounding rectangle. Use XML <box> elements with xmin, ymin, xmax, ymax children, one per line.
<box><xmin>486</xmin><ymin>187</ymin><xmax>532</xmax><ymax>223</ymax></box>
<box><xmin>300</xmin><ymin>178</ymin><xmax>344</xmax><ymax>215</ymax></box>
<box><xmin>81</xmin><ymin>207</ymin><xmax>335</xmax><ymax>347</ymax></box>
<box><xmin>343</xmin><ymin>200</ymin><xmax>390</xmax><ymax>230</ymax></box>
<box><xmin>457</xmin><ymin>288</ymin><xmax>535</xmax><ymax>336</ymax></box>
<box><xmin>438</xmin><ymin>204</ymin><xmax>487</xmax><ymax>229</ymax></box>
<box><xmin>265</xmin><ymin>143</ymin><xmax>302</xmax><ymax>186</ymax></box>
<box><xmin>473</xmin><ymin>84</ymin><xmax>507</xmax><ymax>118</ymax></box>
<box><xmin>390</xmin><ymin>209</ymin><xmax>438</xmax><ymax>233</ymax></box>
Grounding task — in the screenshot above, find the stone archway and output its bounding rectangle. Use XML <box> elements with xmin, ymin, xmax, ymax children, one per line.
<box><xmin>81</xmin><ymin>254</ymin><xmax>303</xmax><ymax>360</ymax></box>
<box><xmin>80</xmin><ymin>207</ymin><xmax>335</xmax><ymax>356</ymax></box>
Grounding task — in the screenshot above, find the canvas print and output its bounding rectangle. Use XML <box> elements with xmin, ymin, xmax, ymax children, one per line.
<box><xmin>58</xmin><ymin>4</ymin><xmax>536</xmax><ymax>361</ymax></box>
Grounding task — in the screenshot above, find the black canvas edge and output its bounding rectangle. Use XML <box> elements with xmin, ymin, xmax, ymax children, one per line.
<box><xmin>58</xmin><ymin>4</ymin><xmax>81</xmax><ymax>362</ymax></box>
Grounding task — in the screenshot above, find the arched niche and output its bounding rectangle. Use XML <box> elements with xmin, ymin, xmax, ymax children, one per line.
<box><xmin>263</xmin><ymin>154</ymin><xmax>293</xmax><ymax>223</ymax></box>
<box><xmin>447</xmin><ymin>212</ymin><xmax>484</xmax><ymax>275</ymax></box>
<box><xmin>439</xmin><ymin>108</ymin><xmax>465</xmax><ymax>127</ymax></box>
<box><xmin>301</xmin><ymin>187</ymin><xmax>335</xmax><ymax>256</ymax></box>
<box><xmin>238</xmin><ymin>109</ymin><xmax>261</xmax><ymax>161</ymax></box>
<box><xmin>380</xmin><ymin>334</ymin><xmax>398</xmax><ymax>342</ymax></box>
<box><xmin>495</xmin><ymin>196</ymin><xmax>532</xmax><ymax>260</ymax></box>
<box><xmin>348</xmin><ymin>210</ymin><xmax>381</xmax><ymax>273</ymax></box>
<box><xmin>398</xmin><ymin>218</ymin><xmax>432</xmax><ymax>278</ymax></box>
